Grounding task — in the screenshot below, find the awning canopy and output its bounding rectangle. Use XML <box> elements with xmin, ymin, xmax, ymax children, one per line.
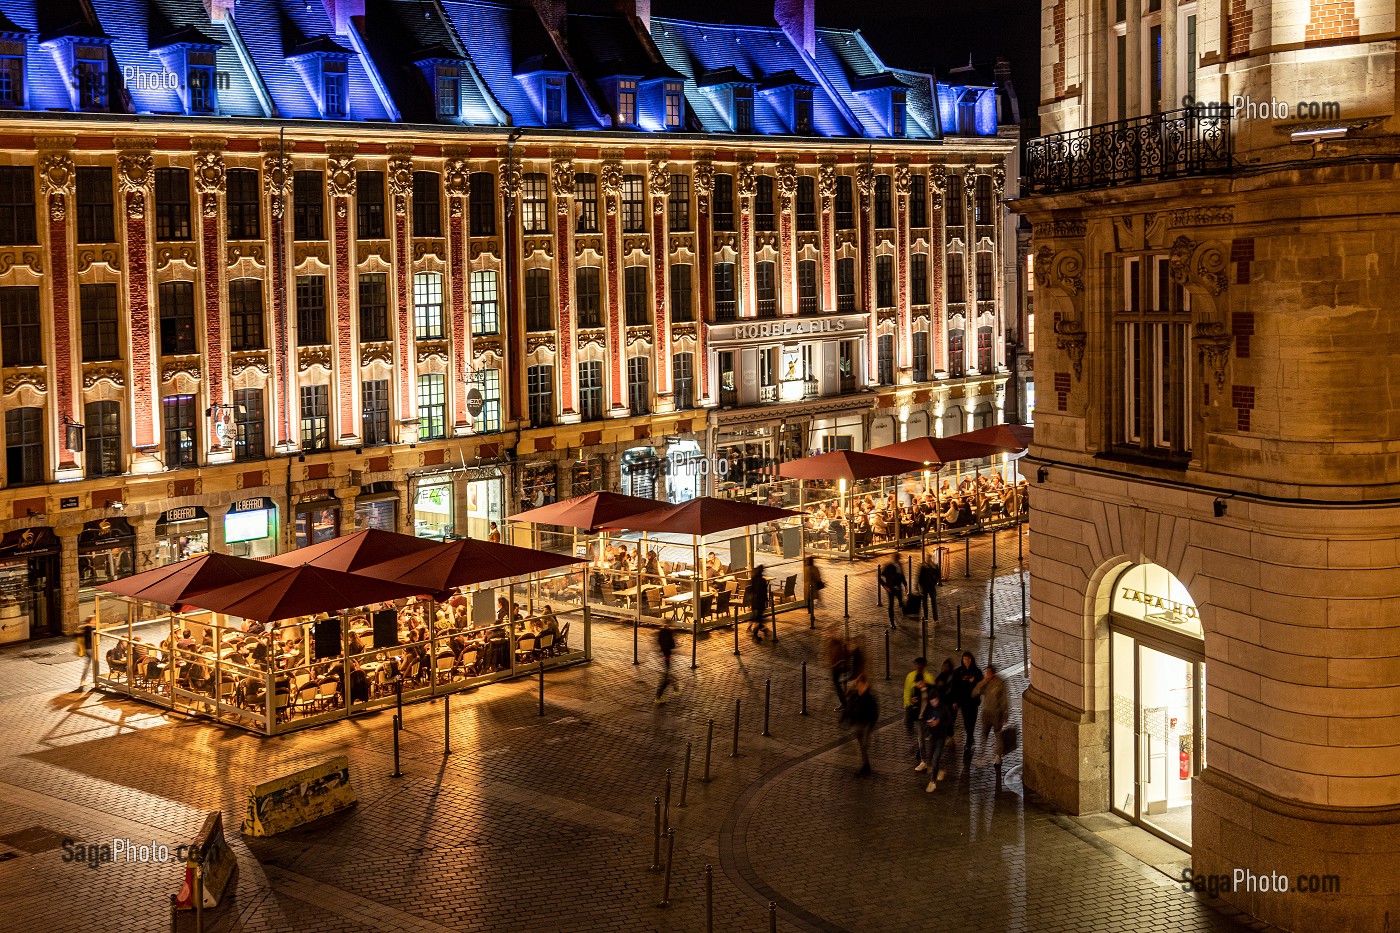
<box><xmin>175</xmin><ymin>564</ymin><xmax>437</xmax><ymax>624</ymax></box>
<box><xmin>777</xmin><ymin>450</ymin><xmax>919</xmax><ymax>482</ymax></box>
<box><xmin>510</xmin><ymin>491</ymin><xmax>664</xmax><ymax>533</ymax></box>
<box><xmin>867</xmin><ymin>435</ymin><xmax>1004</xmax><ymax>466</ymax></box>
<box><xmin>360</xmin><ymin>539</ymin><xmax>585</xmax><ymax>593</ymax></box>
<box><xmin>600</xmin><ymin>496</ymin><xmax>799</xmax><ymax>537</ymax></box>
<box><xmin>96</xmin><ymin>552</ymin><xmax>285</xmax><ymax>609</ymax></box>
<box><xmin>948</xmin><ymin>423</ymin><xmax>1033</xmax><ymax>454</ymax></box>
<box><xmin>263</xmin><ymin>528</ymin><xmax>441</xmax><ymax>572</ymax></box>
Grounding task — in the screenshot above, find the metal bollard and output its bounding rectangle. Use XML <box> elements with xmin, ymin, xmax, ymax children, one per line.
<box><xmin>443</xmin><ymin>693</ymin><xmax>451</xmax><ymax>756</ymax></box>
<box><xmin>800</xmin><ymin>660</ymin><xmax>808</xmax><ymax>716</ymax></box>
<box><xmin>1020</xmin><ymin>572</ymin><xmax>1027</xmax><ymax>627</ymax></box>
<box><xmin>538</xmin><ymin>660</ymin><xmax>545</xmax><ymax>716</ymax></box>
<box><xmin>770</xmin><ymin>602</ymin><xmax>778</xmax><ymax>642</ymax></box>
<box><xmin>762</xmin><ymin>678</ymin><xmax>771</xmax><ymax>736</ymax></box>
<box><xmin>650</xmin><ymin>796</ymin><xmax>661</xmax><ymax>871</ymax></box>
<box><xmin>692</xmin><ymin>618</ymin><xmax>698</xmax><ymax>670</ymax></box>
<box><xmin>395</xmin><ymin>676</ymin><xmax>404</xmax><ymax>723</ymax></box>
<box><xmin>769</xmin><ymin>900</ymin><xmax>778</xmax><ymax>933</ymax></box>
<box><xmin>730</xmin><ymin>698</ymin><xmax>741</xmax><ymax>757</ymax></box>
<box><xmin>705</xmin><ymin>864</ymin><xmax>714</xmax><ymax>933</ymax></box>
<box><xmin>907</xmin><ymin>554</ymin><xmax>912</xmax><ymax>583</ymax></box>
<box><xmin>992</xmin><ymin>527</ymin><xmax>998</xmax><ymax>570</ymax></box>
<box><xmin>194</xmin><ymin>862</ymin><xmax>205</xmax><ymax>933</ymax></box>
<box><xmin>956</xmin><ymin>605</ymin><xmax>962</xmax><ymax>650</ymax></box>
<box><xmin>679</xmin><ymin>741</ymin><xmax>692</xmax><ymax>808</ymax></box>
<box><xmin>921</xmin><ymin>616</ymin><xmax>928</xmax><ymax>661</ymax></box>
<box><xmin>633</xmin><ymin>616</ymin><xmax>640</xmax><ymax>666</ymax></box>
<box><xmin>169</xmin><ymin>894</ymin><xmax>177</xmax><ymax>933</ymax></box>
<box><xmin>875</xmin><ymin>569</ymin><xmax>881</xmax><ymax>607</ymax></box>
<box><xmin>1018</xmin><ymin>517</ymin><xmax>1024</xmax><ymax>562</ymax></box>
<box><xmin>657</xmin><ymin>828</ymin><xmax>675</xmax><ymax>908</ymax></box>
<box><xmin>733</xmin><ymin>618</ymin><xmax>740</xmax><ymax>656</ymax></box>
<box><xmin>843</xmin><ymin>575</ymin><xmax>849</xmax><ymax>619</ymax></box>
<box><xmin>662</xmin><ymin>767</ymin><xmax>672</xmax><ymax>831</ymax></box>
<box><xmin>391</xmin><ymin>714</ymin><xmax>403</xmax><ymax>778</ymax></box>
<box><xmin>964</xmin><ymin>535</ymin><xmax>971</xmax><ymax>578</ymax></box>
<box><xmin>702</xmin><ymin>719</ymin><xmax>714</xmax><ymax>782</ymax></box>
<box><xmin>884</xmin><ymin>629</ymin><xmax>891</xmax><ymax>681</ymax></box>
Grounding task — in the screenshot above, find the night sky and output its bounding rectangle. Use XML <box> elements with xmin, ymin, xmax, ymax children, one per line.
<box><xmin>651</xmin><ymin>0</ymin><xmax>1042</xmax><ymax>133</ymax></box>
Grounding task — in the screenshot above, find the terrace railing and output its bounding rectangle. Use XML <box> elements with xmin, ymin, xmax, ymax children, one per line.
<box><xmin>1023</xmin><ymin>109</ymin><xmax>1231</xmax><ymax>195</ymax></box>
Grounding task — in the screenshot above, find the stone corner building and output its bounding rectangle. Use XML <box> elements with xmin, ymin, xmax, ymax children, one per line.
<box><xmin>0</xmin><ymin>0</ymin><xmax>1021</xmax><ymax>641</ymax></box>
<box><xmin>1014</xmin><ymin>0</ymin><xmax>1399</xmax><ymax>930</ymax></box>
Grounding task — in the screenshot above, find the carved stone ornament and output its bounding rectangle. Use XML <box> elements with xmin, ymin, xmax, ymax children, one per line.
<box><xmin>1168</xmin><ymin>235</ymin><xmax>1195</xmax><ymax>285</ymax></box>
<box><xmin>229</xmin><ymin>352</ymin><xmax>270</xmax><ymax>377</ymax></box>
<box><xmin>0</xmin><ymin>249</ymin><xmax>44</xmax><ymax>276</ymax></box>
<box><xmin>991</xmin><ymin>164</ymin><xmax>1006</xmax><ymax>199</ymax></box>
<box><xmin>416</xmin><ymin>342</ymin><xmax>448</xmax><ymax>364</ymax></box>
<box><xmin>443</xmin><ymin>158</ymin><xmax>469</xmax><ymax>200</ymax></box>
<box><xmin>360</xmin><ymin>342</ymin><xmax>393</xmax><ymax>366</ymax></box>
<box><xmin>118</xmin><ymin>151</ymin><xmax>153</xmax><ymax>219</ymax></box>
<box><xmin>525</xmin><ymin>334</ymin><xmax>556</xmax><ymax>354</ymax></box>
<box><xmin>1034</xmin><ymin>245</ymin><xmax>1084</xmax><ymax>296</ymax></box>
<box><xmin>293</xmin><ymin>242</ymin><xmax>330</xmax><ymax>267</ymax></box>
<box><xmin>388</xmin><ymin>154</ymin><xmax>413</xmax><ymax>215</ymax></box>
<box><xmin>39</xmin><ymin>153</ymin><xmax>74</xmax><ymax>221</ymax></box>
<box><xmin>648</xmin><ymin>159</ymin><xmax>670</xmax><ymax>200</ymax></box>
<box><xmin>1193</xmin><ymin>321</ymin><xmax>1233</xmax><ymax>390</ymax></box>
<box><xmin>855</xmin><ymin>162</ymin><xmax>874</xmax><ymax>197</ymax></box>
<box><xmin>1032</xmin><ymin>219</ymin><xmax>1087</xmax><ymax>238</ymax></box>
<box><xmin>326</xmin><ymin>155</ymin><xmax>356</xmax><ymax>198</ymax></box>
<box><xmin>155</xmin><ymin>245</ymin><xmax>198</xmax><ymax>271</ymax></box>
<box><xmin>963</xmin><ymin>175</ymin><xmax>977</xmax><ymax>221</ymax></box>
<box><xmin>469</xmin><ymin>240</ymin><xmax>500</xmax><ymax>261</ymax></box>
<box><xmin>228</xmin><ymin>242</ymin><xmax>266</xmax><ymax>266</ymax></box>
<box><xmin>82</xmin><ymin>364</ymin><xmax>125</xmax><ymax>389</ymax></box>
<box><xmin>193</xmin><ymin>149</ymin><xmax>225</xmax><ymax>200</ymax></box>
<box><xmin>1054</xmin><ymin>319</ymin><xmax>1087</xmax><ymax>381</ymax></box>
<box><xmin>551</xmin><ymin>158</ymin><xmax>575</xmax><ymax>201</ymax></box>
<box><xmin>736</xmin><ymin>159</ymin><xmax>757</xmax><ymax>199</ymax></box>
<box><xmin>76</xmin><ymin>248</ymin><xmax>121</xmax><ymax>274</ymax></box>
<box><xmin>817</xmin><ymin>160</ymin><xmax>837</xmax><ymax>207</ymax></box>
<box><xmin>625</xmin><ymin>325</ymin><xmax>652</xmax><ymax>345</ymax></box>
<box><xmin>577</xmin><ymin>328</ymin><xmax>606</xmax><ymax>350</ymax></box>
<box><xmin>893</xmin><ymin>160</ymin><xmax>911</xmax><ymax>196</ymax></box>
<box><xmin>600</xmin><ymin>160</ymin><xmax>623</xmax><ymax>214</ymax></box>
<box><xmin>160</xmin><ymin>359</ymin><xmax>202</xmax><ymax>383</ymax></box>
<box><xmin>693</xmin><ymin>159</ymin><xmax>714</xmax><ymax>197</ymax></box>
<box><xmin>776</xmin><ymin>159</ymin><xmax>798</xmax><ymax>209</ymax></box>
<box><xmin>672</xmin><ymin>323</ymin><xmax>697</xmax><ymax>340</ymax></box>
<box><xmin>413</xmin><ymin>240</ymin><xmax>447</xmax><ymax>263</ymax></box>
<box><xmin>1197</xmin><ymin>241</ymin><xmax>1229</xmax><ymax>296</ymax></box>
<box><xmin>262</xmin><ymin>149</ymin><xmax>292</xmax><ymax>217</ymax></box>
<box><xmin>3</xmin><ymin>370</ymin><xmax>47</xmax><ymax>395</ymax></box>
<box><xmin>472</xmin><ymin>335</ymin><xmax>503</xmax><ymax>358</ymax></box>
<box><xmin>498</xmin><ymin>155</ymin><xmax>523</xmax><ymax>201</ymax></box>
<box><xmin>298</xmin><ymin>346</ymin><xmax>333</xmax><ymax>371</ymax></box>
<box><xmin>929</xmin><ymin>165</ymin><xmax>946</xmax><ymax>212</ymax></box>
<box><xmin>523</xmin><ymin>237</ymin><xmax>553</xmax><ymax>258</ymax></box>
<box><xmin>1169</xmin><ymin>207</ymin><xmax>1233</xmax><ymax>226</ymax></box>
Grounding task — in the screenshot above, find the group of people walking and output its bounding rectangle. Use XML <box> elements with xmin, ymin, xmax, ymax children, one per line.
<box><xmin>903</xmin><ymin>653</ymin><xmax>1010</xmax><ymax>791</ymax></box>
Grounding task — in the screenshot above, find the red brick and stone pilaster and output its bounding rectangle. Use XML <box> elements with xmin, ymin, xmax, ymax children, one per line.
<box><xmin>857</xmin><ymin>161</ymin><xmax>876</xmax><ymax>375</ymax></box>
<box><xmin>551</xmin><ymin>151</ymin><xmax>576</xmax><ymax>415</ymax></box>
<box><xmin>895</xmin><ymin>158</ymin><xmax>911</xmax><ymax>371</ymax></box>
<box><xmin>193</xmin><ymin>140</ymin><xmax>227</xmax><ymax>447</ymax></box>
<box><xmin>446</xmin><ymin>154</ymin><xmax>471</xmax><ymax>431</ymax></box>
<box><xmin>600</xmin><ymin>153</ymin><xmax>624</xmax><ymax>409</ymax></box>
<box><xmin>262</xmin><ymin>141</ymin><xmax>293</xmax><ymax>448</ymax></box>
<box><xmin>39</xmin><ymin>146</ymin><xmax>77</xmax><ymax>468</ymax></box>
<box><xmin>328</xmin><ymin>144</ymin><xmax>358</xmax><ymax>442</ymax></box>
<box><xmin>649</xmin><ymin>156</ymin><xmax>671</xmax><ymax>398</ymax></box>
<box><xmin>388</xmin><ymin>146</ymin><xmax>415</xmax><ymax>435</ymax></box>
<box><xmin>119</xmin><ymin>146</ymin><xmax>157</xmax><ymax>450</ymax></box>
<box><xmin>693</xmin><ymin>156</ymin><xmax>713</xmax><ymax>403</ymax></box>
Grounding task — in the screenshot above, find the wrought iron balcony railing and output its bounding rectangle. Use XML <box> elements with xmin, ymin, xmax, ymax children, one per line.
<box><xmin>1023</xmin><ymin>109</ymin><xmax>1231</xmax><ymax>195</ymax></box>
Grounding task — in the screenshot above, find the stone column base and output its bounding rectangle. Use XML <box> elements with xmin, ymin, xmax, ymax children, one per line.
<box><xmin>1021</xmin><ymin>684</ymin><xmax>1108</xmax><ymax>815</ymax></box>
<box><xmin>1194</xmin><ymin>768</ymin><xmax>1399</xmax><ymax>932</ymax></box>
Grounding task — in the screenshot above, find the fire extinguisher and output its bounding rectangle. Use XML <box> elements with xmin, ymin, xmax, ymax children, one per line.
<box><xmin>1179</xmin><ymin>733</ymin><xmax>1191</xmax><ymax>780</ymax></box>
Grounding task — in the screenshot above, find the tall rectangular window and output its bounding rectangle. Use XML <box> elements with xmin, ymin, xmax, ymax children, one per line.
<box><xmin>665</xmin><ymin>87</ymin><xmax>683</xmax><ymax>127</ymax></box>
<box><xmin>797</xmin><ymin>260</ymin><xmax>817</xmax><ymax>314</ymax></box>
<box><xmin>323</xmin><ymin>70</ymin><xmax>347</xmax><ymax>117</ymax></box>
<box><xmin>293</xmin><ymin>170</ymin><xmax>324</xmax><ymax>240</ymax></box>
<box><xmin>5</xmin><ymin>407</ymin><xmax>43</xmax><ymax>485</ymax></box>
<box><xmin>669</xmin><ymin>264</ymin><xmax>692</xmax><ymax>322</ymax></box>
<box><xmin>0</xmin><ymin>167</ymin><xmax>34</xmax><ymax>246</ymax></box>
<box><xmin>624</xmin><ymin>266</ymin><xmax>648</xmax><ymax>326</ymax></box>
<box><xmin>358</xmin><ymin>272</ymin><xmax>389</xmax><ymax>341</ymax></box>
<box><xmin>877</xmin><ymin>334</ymin><xmax>894</xmax><ymax>386</ymax></box>
<box><xmin>875</xmin><ymin>256</ymin><xmax>894</xmax><ymax>308</ymax></box>
<box><xmin>733</xmin><ymin>87</ymin><xmax>753</xmax><ymax>133</ymax></box>
<box><xmin>754</xmin><ymin>176</ymin><xmax>775</xmax><ymax>232</ymax></box>
<box><xmin>909</xmin><ymin>174</ymin><xmax>927</xmax><ymax>227</ymax></box>
<box><xmin>525</xmin><ymin>268</ymin><xmax>552</xmax><ymax>331</ymax></box>
<box><xmin>0</xmin><ymin>287</ymin><xmax>40</xmax><ymax>366</ymax></box>
<box><xmin>164</xmin><ymin>394</ymin><xmax>198</xmax><ymax>467</ymax></box>
<box><xmin>1115</xmin><ymin>254</ymin><xmax>1192</xmax><ymax>454</ymax></box>
<box><xmin>796</xmin><ymin>176</ymin><xmax>816</xmax><ymax>231</ymax></box>
<box><xmin>413</xmin><ymin>272</ymin><xmax>444</xmax><ymax>339</ymax></box>
<box><xmin>836</xmin><ymin>258</ymin><xmax>856</xmax><ymax>311</ymax></box>
<box><xmin>672</xmin><ymin>353</ymin><xmax>693</xmax><ymax>411</ymax></box>
<box><xmin>1150</xmin><ymin>24</ymin><xmax>1164</xmax><ymax>114</ymax></box>
<box><xmin>977</xmin><ymin>325</ymin><xmax>995</xmax><ymax>374</ymax></box>
<box><xmin>413</xmin><ymin>171</ymin><xmax>442</xmax><ymax>237</ymax></box>
<box><xmin>713</xmin><ymin>174</ymin><xmax>734</xmax><ymax>231</ymax></box>
<box><xmin>1185</xmin><ymin>15</ymin><xmax>1198</xmax><ymax>102</ymax></box>
<box><xmin>0</xmin><ymin>53</ymin><xmax>24</xmax><ymax>107</ymax></box>
<box><xmin>1116</xmin><ymin>33</ymin><xmax>1128</xmax><ymax>120</ymax></box>
<box><xmin>668</xmin><ymin>174</ymin><xmax>690</xmax><ymax>231</ymax></box>
<box><xmin>362</xmin><ymin>379</ymin><xmax>390</xmax><ymax>445</ymax></box>
<box><xmin>544</xmin><ymin>76</ymin><xmax>565</xmax><ymax>124</ymax></box>
<box><xmin>75</xmin><ymin>58</ymin><xmax>107</xmax><ymax>110</ymax></box>
<box><xmin>521</xmin><ymin>172</ymin><xmax>549</xmax><ymax>233</ymax></box>
<box><xmin>299</xmin><ymin>385</ymin><xmax>329</xmax><ymax>451</ymax></box>
<box><xmin>75</xmin><ymin>166</ymin><xmax>115</xmax><ymax>243</ymax></box>
<box><xmin>912</xmin><ymin>331</ymin><xmax>929</xmax><ymax>383</ymax></box>
<box><xmin>222</xmin><ymin>169</ymin><xmax>261</xmax><ymax>243</ymax></box>
<box><xmin>974</xmin><ymin>176</ymin><xmax>994</xmax><ymax>225</ymax></box>
<box><xmin>714</xmin><ymin>262</ymin><xmax>736</xmax><ymax>320</ymax></box>
<box><xmin>436</xmin><ymin>71</ymin><xmax>460</xmax><ymax>117</ymax></box>
<box><xmin>575</xmin><ymin>173</ymin><xmax>599</xmax><ymax>233</ymax></box>
<box><xmin>475</xmin><ymin>369</ymin><xmax>501</xmax><ymax>434</ymax></box>
<box><xmin>576</xmin><ymin>267</ymin><xmax>602</xmax><ymax>328</ymax></box>
<box><xmin>874</xmin><ymin>174</ymin><xmax>892</xmax><ymax>228</ymax></box>
<box><xmin>417</xmin><ymin>374</ymin><xmax>445</xmax><ymax>440</ymax></box>
<box><xmin>296</xmin><ymin>275</ymin><xmax>328</xmax><ymax>346</ymax></box>
<box><xmin>617</xmin><ymin>79</ymin><xmax>637</xmax><ymax>125</ymax></box>
<box><xmin>154</xmin><ymin>168</ymin><xmax>191</xmax><ymax>241</ymax></box>
<box><xmin>755</xmin><ymin>261</ymin><xmax>777</xmax><ymax>317</ymax></box>
<box><xmin>357</xmin><ymin>170</ymin><xmax>385</xmax><ymax>238</ymax></box>
<box><xmin>627</xmin><ymin>356</ymin><xmax>650</xmax><ymax>415</ymax></box>
<box><xmin>469</xmin><ymin>172</ymin><xmax>496</xmax><ymax>236</ymax></box>
<box><xmin>79</xmin><ymin>283</ymin><xmax>119</xmax><ymax>362</ymax></box>
<box><xmin>945</xmin><ymin>175</ymin><xmax>964</xmax><ymax>227</ymax></box>
<box><xmin>911</xmin><ymin>253</ymin><xmax>929</xmax><ymax>305</ymax></box>
<box><xmin>158</xmin><ymin>281</ymin><xmax>196</xmax><ymax>356</ymax></box>
<box><xmin>228</xmin><ymin>278</ymin><xmax>265</xmax><ymax>351</ymax></box>
<box><xmin>621</xmin><ymin>175</ymin><xmax>644</xmax><ymax>233</ymax></box>
<box><xmin>84</xmin><ymin>400</ymin><xmax>121</xmax><ymax>478</ymax></box>
<box><xmin>469</xmin><ymin>270</ymin><xmax>499</xmax><ymax>335</ymax></box>
<box><xmin>975</xmin><ymin>251</ymin><xmax>994</xmax><ymax>301</ymax></box>
<box><xmin>835</xmin><ymin>176</ymin><xmax>854</xmax><ymax>230</ymax></box>
<box><xmin>946</xmin><ymin>253</ymin><xmax>965</xmax><ymax>303</ymax></box>
<box><xmin>578</xmin><ymin>360</ymin><xmax>604</xmax><ymax>421</ymax></box>
<box><xmin>948</xmin><ymin>329</ymin><xmax>965</xmax><ymax>378</ymax></box>
<box><xmin>234</xmin><ymin>389</ymin><xmax>264</xmax><ymax>461</ymax></box>
<box><xmin>527</xmin><ymin>365</ymin><xmax>554</xmax><ymax>426</ymax></box>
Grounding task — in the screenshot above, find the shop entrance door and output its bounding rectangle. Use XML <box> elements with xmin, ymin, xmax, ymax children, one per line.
<box><xmin>1111</xmin><ymin>626</ymin><xmax>1204</xmax><ymax>848</ymax></box>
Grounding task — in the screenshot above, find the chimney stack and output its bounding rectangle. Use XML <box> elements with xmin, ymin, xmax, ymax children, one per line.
<box><xmin>320</xmin><ymin>0</ymin><xmax>365</xmax><ymax>37</ymax></box>
<box><xmin>774</xmin><ymin>0</ymin><xmax>815</xmax><ymax>58</ymax></box>
<box><xmin>527</xmin><ymin>0</ymin><xmax>568</xmax><ymax>39</ymax></box>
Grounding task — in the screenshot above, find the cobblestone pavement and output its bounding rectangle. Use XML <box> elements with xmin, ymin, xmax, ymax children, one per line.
<box><xmin>0</xmin><ymin>529</ymin><xmax>1249</xmax><ymax>933</ymax></box>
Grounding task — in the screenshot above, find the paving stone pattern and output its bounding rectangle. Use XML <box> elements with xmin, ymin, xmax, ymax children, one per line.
<box><xmin>0</xmin><ymin>530</ymin><xmax>1249</xmax><ymax>933</ymax></box>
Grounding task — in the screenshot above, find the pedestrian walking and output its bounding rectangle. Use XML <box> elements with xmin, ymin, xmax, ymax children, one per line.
<box><xmin>804</xmin><ymin>556</ymin><xmax>824</xmax><ymax>625</ymax></box>
<box><xmin>916</xmin><ymin>556</ymin><xmax>941</xmax><ymax>618</ymax></box>
<box><xmin>879</xmin><ymin>556</ymin><xmax>906</xmax><ymax>628</ymax></box>
<box><xmin>918</xmin><ymin>689</ymin><xmax>954</xmax><ymax>792</ymax></box>
<box><xmin>747</xmin><ymin>565</ymin><xmax>770</xmax><ymax>642</ymax></box>
<box><xmin>76</xmin><ymin>619</ymin><xmax>96</xmax><ymax>690</ymax></box>
<box><xmin>972</xmin><ymin>664</ymin><xmax>1010</xmax><ymax>767</ymax></box>
<box><xmin>953</xmin><ymin>651</ymin><xmax>983</xmax><ymax>758</ymax></box>
<box><xmin>654</xmin><ymin>622</ymin><xmax>678</xmax><ymax>703</ymax></box>
<box><xmin>826</xmin><ymin>627</ymin><xmax>849</xmax><ymax>709</ymax></box>
<box><xmin>902</xmin><ymin>656</ymin><xmax>935</xmax><ymax>736</ymax></box>
<box><xmin>846</xmin><ymin>674</ymin><xmax>879</xmax><ymax>776</ymax></box>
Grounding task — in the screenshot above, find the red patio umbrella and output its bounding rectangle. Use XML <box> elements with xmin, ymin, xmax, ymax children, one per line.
<box><xmin>778</xmin><ymin>450</ymin><xmax>920</xmax><ymax>482</ymax></box>
<box><xmin>599</xmin><ymin>496</ymin><xmax>799</xmax><ymax>537</ymax></box>
<box><xmin>949</xmin><ymin>423</ymin><xmax>1033</xmax><ymax>454</ymax></box>
<box><xmin>511</xmin><ymin>491</ymin><xmax>665</xmax><ymax>533</ymax></box>
<box><xmin>96</xmin><ymin>552</ymin><xmax>285</xmax><ymax>608</ymax></box>
<box><xmin>175</xmin><ymin>564</ymin><xmax>437</xmax><ymax>624</ymax></box>
<box><xmin>359</xmin><ymin>538</ymin><xmax>585</xmax><ymax>593</ymax></box>
<box><xmin>263</xmin><ymin>528</ymin><xmax>441</xmax><ymax>572</ymax></box>
<box><xmin>867</xmin><ymin>435</ymin><xmax>1004</xmax><ymax>466</ymax></box>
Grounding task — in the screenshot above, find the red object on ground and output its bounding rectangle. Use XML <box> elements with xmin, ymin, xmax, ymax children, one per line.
<box><xmin>599</xmin><ymin>496</ymin><xmax>799</xmax><ymax>537</ymax></box>
<box><xmin>511</xmin><ymin>491</ymin><xmax>666</xmax><ymax>533</ymax></box>
<box><xmin>777</xmin><ymin>450</ymin><xmax>920</xmax><ymax>482</ymax></box>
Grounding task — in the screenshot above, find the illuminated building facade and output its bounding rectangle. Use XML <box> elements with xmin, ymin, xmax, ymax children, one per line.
<box><xmin>1016</xmin><ymin>0</ymin><xmax>1398</xmax><ymax>928</ymax></box>
<box><xmin>0</xmin><ymin>0</ymin><xmax>1019</xmax><ymax>641</ymax></box>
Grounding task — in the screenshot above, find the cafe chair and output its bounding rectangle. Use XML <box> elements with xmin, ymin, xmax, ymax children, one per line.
<box><xmin>643</xmin><ymin>588</ymin><xmax>663</xmax><ymax>618</ymax></box>
<box><xmin>714</xmin><ymin>588</ymin><xmax>733</xmax><ymax>624</ymax></box>
<box><xmin>689</xmin><ymin>593</ymin><xmax>715</xmax><ymax>626</ymax></box>
<box><xmin>556</xmin><ymin>621</ymin><xmax>570</xmax><ymax>653</ymax></box>
<box><xmin>515</xmin><ymin>634</ymin><xmax>537</xmax><ymax>663</ymax></box>
<box><xmin>435</xmin><ymin>654</ymin><xmax>456</xmax><ymax>684</ymax></box>
<box><xmin>316</xmin><ymin>681</ymin><xmax>339</xmax><ymax>710</ymax></box>
<box><xmin>536</xmin><ymin>632</ymin><xmax>554</xmax><ymax>659</ymax></box>
<box><xmin>459</xmin><ymin>649</ymin><xmax>479</xmax><ymax>678</ymax></box>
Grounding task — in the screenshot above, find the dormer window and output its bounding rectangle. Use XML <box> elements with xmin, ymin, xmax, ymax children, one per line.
<box><xmin>187</xmin><ymin>58</ymin><xmax>217</xmax><ymax>114</ymax></box>
<box><xmin>664</xmin><ymin>84</ymin><xmax>682</xmax><ymax>128</ymax></box>
<box><xmin>74</xmin><ymin>53</ymin><xmax>107</xmax><ymax>110</ymax></box>
<box><xmin>0</xmin><ymin>42</ymin><xmax>24</xmax><ymax>108</ymax></box>
<box><xmin>289</xmin><ymin>37</ymin><xmax>355</xmax><ymax>120</ymax></box>
<box><xmin>891</xmin><ymin>92</ymin><xmax>907</xmax><ymax>138</ymax></box>
<box><xmin>436</xmin><ymin>69</ymin><xmax>460</xmax><ymax>117</ymax></box>
<box><xmin>151</xmin><ymin>31</ymin><xmax>223</xmax><ymax>116</ymax></box>
<box><xmin>617</xmin><ymin>79</ymin><xmax>637</xmax><ymax>125</ymax></box>
<box><xmin>733</xmin><ymin>86</ymin><xmax>753</xmax><ymax>133</ymax></box>
<box><xmin>544</xmin><ymin>76</ymin><xmax>564</xmax><ymax>124</ymax></box>
<box><xmin>794</xmin><ymin>89</ymin><xmax>812</xmax><ymax>134</ymax></box>
<box><xmin>323</xmin><ymin>65</ymin><xmax>347</xmax><ymax>118</ymax></box>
